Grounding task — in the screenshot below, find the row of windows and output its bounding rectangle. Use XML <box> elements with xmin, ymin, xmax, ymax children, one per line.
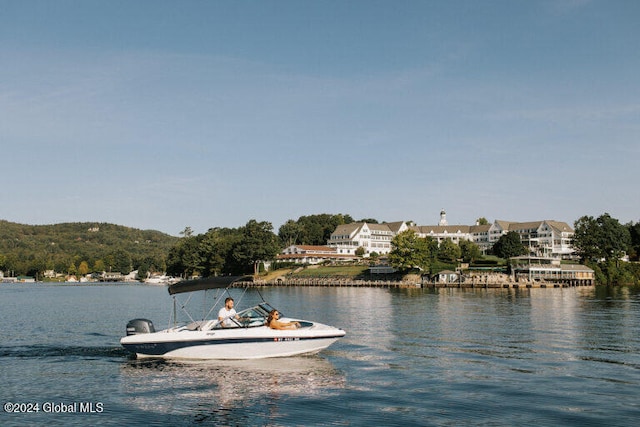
<box><xmin>331</xmin><ymin>231</ymin><xmax>572</xmax><ymax>248</ymax></box>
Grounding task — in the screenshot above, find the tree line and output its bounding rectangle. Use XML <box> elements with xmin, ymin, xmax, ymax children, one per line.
<box><xmin>166</xmin><ymin>214</ymin><xmax>356</xmax><ymax>277</ymax></box>
<box><xmin>1</xmin><ymin>213</ymin><xmax>639</xmax><ymax>285</ymax></box>
<box><xmin>0</xmin><ymin>221</ymin><xmax>177</xmax><ymax>279</ymax></box>
<box><xmin>572</xmin><ymin>213</ymin><xmax>640</xmax><ymax>285</ymax></box>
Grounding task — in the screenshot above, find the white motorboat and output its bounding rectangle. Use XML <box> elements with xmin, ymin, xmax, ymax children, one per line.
<box><xmin>120</xmin><ymin>276</ymin><xmax>346</xmax><ymax>360</ymax></box>
<box><xmin>144</xmin><ymin>274</ymin><xmax>181</xmax><ymax>285</ymax></box>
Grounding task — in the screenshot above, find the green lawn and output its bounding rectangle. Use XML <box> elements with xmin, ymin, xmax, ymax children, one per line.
<box><xmin>286</xmin><ymin>265</ymin><xmax>369</xmax><ymax>278</ymax></box>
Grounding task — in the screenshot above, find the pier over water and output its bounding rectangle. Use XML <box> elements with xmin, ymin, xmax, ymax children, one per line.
<box><xmin>237</xmin><ymin>275</ymin><xmax>594</xmax><ymax>290</ymax></box>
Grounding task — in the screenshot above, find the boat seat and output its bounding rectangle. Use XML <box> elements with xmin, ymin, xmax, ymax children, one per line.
<box><xmin>186</xmin><ymin>320</ymin><xmax>207</xmax><ymax>331</ymax></box>
<box><xmin>202</xmin><ymin>320</ymin><xmax>218</xmax><ymax>330</ymax></box>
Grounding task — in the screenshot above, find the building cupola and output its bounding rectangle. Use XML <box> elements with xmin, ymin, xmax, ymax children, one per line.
<box><xmin>439</xmin><ymin>209</ymin><xmax>448</xmax><ymax>226</ymax></box>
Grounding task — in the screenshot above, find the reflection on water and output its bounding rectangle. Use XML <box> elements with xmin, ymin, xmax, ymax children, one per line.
<box><xmin>120</xmin><ymin>355</ymin><xmax>346</xmax><ymax>417</ymax></box>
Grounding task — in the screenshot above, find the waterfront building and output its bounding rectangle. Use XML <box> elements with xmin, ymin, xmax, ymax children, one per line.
<box><xmin>327</xmin><ymin>221</ymin><xmax>407</xmax><ymax>256</ymax></box>
<box><xmin>100</xmin><ymin>271</ymin><xmax>125</xmax><ymax>282</ymax></box>
<box><xmin>488</xmin><ymin>220</ymin><xmax>574</xmax><ymax>258</ymax></box>
<box><xmin>277</xmin><ymin>245</ymin><xmax>357</xmax><ymax>264</ymax></box>
<box><xmin>327</xmin><ymin>211</ymin><xmax>575</xmax><ymax>259</ymax></box>
<box><xmin>409</xmin><ymin>223</ymin><xmax>492</xmax><ymax>248</ymax></box>
<box><xmin>510</xmin><ymin>256</ymin><xmax>594</xmax><ymax>285</ymax></box>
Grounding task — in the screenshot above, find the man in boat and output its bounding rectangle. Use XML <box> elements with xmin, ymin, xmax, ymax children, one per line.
<box><xmin>218</xmin><ymin>297</ymin><xmax>240</xmax><ymax>327</ymax></box>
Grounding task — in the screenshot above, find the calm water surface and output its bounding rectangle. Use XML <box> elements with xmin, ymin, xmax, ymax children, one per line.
<box><xmin>1</xmin><ymin>283</ymin><xmax>639</xmax><ymax>426</ymax></box>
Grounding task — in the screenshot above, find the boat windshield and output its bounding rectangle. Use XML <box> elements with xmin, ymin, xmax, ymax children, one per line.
<box><xmin>213</xmin><ymin>302</ymin><xmax>278</xmax><ymax>329</ymax></box>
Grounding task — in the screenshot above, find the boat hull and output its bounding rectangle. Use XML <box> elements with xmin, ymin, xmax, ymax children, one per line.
<box><xmin>120</xmin><ymin>323</ymin><xmax>345</xmax><ymax>360</ymax></box>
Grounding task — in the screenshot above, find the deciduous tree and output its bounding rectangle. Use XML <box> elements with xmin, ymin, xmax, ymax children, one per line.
<box><xmin>573</xmin><ymin>213</ymin><xmax>631</xmax><ymax>264</ymax></box>
<box><xmin>627</xmin><ymin>221</ymin><xmax>640</xmax><ymax>261</ymax></box>
<box><xmin>438</xmin><ymin>238</ymin><xmax>462</xmax><ymax>262</ymax></box>
<box><xmin>78</xmin><ymin>261</ymin><xmax>90</xmax><ymax>276</ymax></box>
<box><xmin>278</xmin><ymin>214</ymin><xmax>354</xmax><ymax>246</ymax></box>
<box><xmin>230</xmin><ymin>220</ymin><xmax>281</xmax><ymax>275</ymax></box>
<box><xmin>492</xmin><ymin>231</ymin><xmax>527</xmax><ymax>259</ymax></box>
<box><xmin>388</xmin><ymin>230</ymin><xmax>431</xmax><ymax>271</ymax></box>
<box><xmin>199</xmin><ymin>227</ymin><xmax>239</xmax><ymax>276</ymax></box>
<box><xmin>166</xmin><ymin>235</ymin><xmax>203</xmax><ymax>278</ymax></box>
<box><xmin>459</xmin><ymin>239</ymin><xmax>482</xmax><ymax>262</ymax></box>
<box><xmin>278</xmin><ymin>220</ymin><xmax>302</xmax><ymax>246</ymax></box>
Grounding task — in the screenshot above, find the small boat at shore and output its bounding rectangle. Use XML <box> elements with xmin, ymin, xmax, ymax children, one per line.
<box><xmin>143</xmin><ymin>274</ymin><xmax>181</xmax><ymax>285</ymax></box>
<box><xmin>120</xmin><ymin>276</ymin><xmax>346</xmax><ymax>360</ymax></box>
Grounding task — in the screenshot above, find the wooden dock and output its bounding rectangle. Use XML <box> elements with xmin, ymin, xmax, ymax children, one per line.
<box><xmin>236</xmin><ymin>278</ymin><xmax>594</xmax><ymax>289</ymax></box>
<box><xmin>424</xmin><ymin>281</ymin><xmax>594</xmax><ymax>289</ymax></box>
<box><xmin>239</xmin><ymin>278</ymin><xmax>422</xmax><ymax>289</ymax></box>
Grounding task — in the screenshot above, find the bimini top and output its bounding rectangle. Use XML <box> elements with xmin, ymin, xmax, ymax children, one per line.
<box><xmin>167</xmin><ymin>275</ymin><xmax>254</xmax><ymax>295</ymax></box>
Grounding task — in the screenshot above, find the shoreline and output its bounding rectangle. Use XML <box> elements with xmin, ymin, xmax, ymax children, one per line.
<box><xmin>2</xmin><ymin>278</ymin><xmax>597</xmax><ymax>289</ymax></box>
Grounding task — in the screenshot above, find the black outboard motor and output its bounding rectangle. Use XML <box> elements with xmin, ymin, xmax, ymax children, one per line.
<box><xmin>126</xmin><ymin>318</ymin><xmax>156</xmax><ymax>336</ymax></box>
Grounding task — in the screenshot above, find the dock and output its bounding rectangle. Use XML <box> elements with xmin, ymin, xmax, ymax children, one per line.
<box><xmin>423</xmin><ymin>281</ymin><xmax>594</xmax><ymax>289</ymax></box>
<box><xmin>235</xmin><ymin>277</ymin><xmax>594</xmax><ymax>289</ymax></box>
<box><xmin>238</xmin><ymin>278</ymin><xmax>422</xmax><ymax>289</ymax></box>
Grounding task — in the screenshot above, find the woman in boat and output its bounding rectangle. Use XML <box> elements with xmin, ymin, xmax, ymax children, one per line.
<box><xmin>267</xmin><ymin>309</ymin><xmax>300</xmax><ymax>330</ymax></box>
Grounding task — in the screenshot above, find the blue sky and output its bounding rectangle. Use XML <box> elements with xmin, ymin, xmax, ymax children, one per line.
<box><xmin>1</xmin><ymin>1</ymin><xmax>638</xmax><ymax>236</ymax></box>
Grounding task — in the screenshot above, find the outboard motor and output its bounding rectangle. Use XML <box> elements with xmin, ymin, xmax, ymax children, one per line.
<box><xmin>126</xmin><ymin>318</ymin><xmax>156</xmax><ymax>336</ymax></box>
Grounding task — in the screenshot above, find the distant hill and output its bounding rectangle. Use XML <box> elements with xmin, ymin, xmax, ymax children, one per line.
<box><xmin>0</xmin><ymin>220</ymin><xmax>179</xmax><ymax>277</ymax></box>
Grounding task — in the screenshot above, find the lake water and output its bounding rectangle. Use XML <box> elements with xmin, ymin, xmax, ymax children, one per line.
<box><xmin>1</xmin><ymin>283</ymin><xmax>639</xmax><ymax>426</ymax></box>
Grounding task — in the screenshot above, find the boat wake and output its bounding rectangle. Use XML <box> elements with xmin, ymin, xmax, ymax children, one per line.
<box><xmin>0</xmin><ymin>344</ymin><xmax>129</xmax><ymax>359</ymax></box>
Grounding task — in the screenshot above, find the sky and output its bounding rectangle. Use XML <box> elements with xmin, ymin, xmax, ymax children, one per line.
<box><xmin>1</xmin><ymin>0</ymin><xmax>638</xmax><ymax>236</ymax></box>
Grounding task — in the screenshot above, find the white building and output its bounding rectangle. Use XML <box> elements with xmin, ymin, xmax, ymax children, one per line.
<box><xmin>327</xmin><ymin>221</ymin><xmax>407</xmax><ymax>256</ymax></box>
<box><xmin>409</xmin><ymin>210</ymin><xmax>492</xmax><ymax>250</ymax></box>
<box><xmin>489</xmin><ymin>220</ymin><xmax>574</xmax><ymax>258</ymax></box>
<box><xmin>410</xmin><ymin>224</ymin><xmax>492</xmax><ymax>247</ymax></box>
<box><xmin>278</xmin><ymin>245</ymin><xmax>357</xmax><ymax>264</ymax></box>
<box><xmin>327</xmin><ymin>211</ymin><xmax>575</xmax><ymax>259</ymax></box>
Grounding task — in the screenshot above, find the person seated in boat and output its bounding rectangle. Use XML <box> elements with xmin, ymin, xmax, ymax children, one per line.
<box><xmin>218</xmin><ymin>297</ymin><xmax>240</xmax><ymax>327</ymax></box>
<box><xmin>267</xmin><ymin>309</ymin><xmax>300</xmax><ymax>330</ymax></box>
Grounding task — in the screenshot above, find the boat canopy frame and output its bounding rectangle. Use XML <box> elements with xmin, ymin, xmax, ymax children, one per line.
<box><xmin>167</xmin><ymin>275</ymin><xmax>254</xmax><ymax>295</ymax></box>
<box><xmin>165</xmin><ymin>275</ymin><xmax>273</xmax><ymax>329</ymax></box>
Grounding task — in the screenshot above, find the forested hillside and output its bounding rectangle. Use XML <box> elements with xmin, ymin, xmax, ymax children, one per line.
<box><xmin>0</xmin><ymin>220</ymin><xmax>178</xmax><ymax>278</ymax></box>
